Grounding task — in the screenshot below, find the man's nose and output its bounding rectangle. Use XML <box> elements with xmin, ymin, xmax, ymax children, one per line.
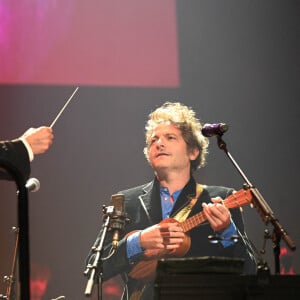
<box><xmin>156</xmin><ymin>138</ymin><xmax>165</xmax><ymax>149</ymax></box>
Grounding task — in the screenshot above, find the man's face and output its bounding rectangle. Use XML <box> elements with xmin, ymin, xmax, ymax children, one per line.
<box><xmin>147</xmin><ymin>123</ymin><xmax>198</xmax><ymax>174</ymax></box>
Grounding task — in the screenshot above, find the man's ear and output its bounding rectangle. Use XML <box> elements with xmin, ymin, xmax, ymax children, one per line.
<box><xmin>189</xmin><ymin>147</ymin><xmax>200</xmax><ymax>161</ymax></box>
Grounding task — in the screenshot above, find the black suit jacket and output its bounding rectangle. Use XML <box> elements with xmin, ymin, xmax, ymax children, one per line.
<box><xmin>0</xmin><ymin>140</ymin><xmax>30</xmax><ymax>181</ymax></box>
<box><xmin>87</xmin><ymin>177</ymin><xmax>257</xmax><ymax>299</ymax></box>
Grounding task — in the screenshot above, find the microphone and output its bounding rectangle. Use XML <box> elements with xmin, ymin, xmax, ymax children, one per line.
<box><xmin>201</xmin><ymin>123</ymin><xmax>229</xmax><ymax>137</ymax></box>
<box><xmin>109</xmin><ymin>194</ymin><xmax>126</xmax><ymax>249</ymax></box>
<box><xmin>25</xmin><ymin>177</ymin><xmax>40</xmax><ymax>192</ymax></box>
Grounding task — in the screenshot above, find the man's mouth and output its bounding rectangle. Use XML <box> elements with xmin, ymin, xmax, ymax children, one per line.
<box><xmin>156</xmin><ymin>153</ymin><xmax>169</xmax><ymax>158</ymax></box>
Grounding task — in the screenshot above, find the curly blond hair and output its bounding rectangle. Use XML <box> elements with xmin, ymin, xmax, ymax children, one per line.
<box><xmin>143</xmin><ymin>102</ymin><xmax>209</xmax><ymax>171</ymax></box>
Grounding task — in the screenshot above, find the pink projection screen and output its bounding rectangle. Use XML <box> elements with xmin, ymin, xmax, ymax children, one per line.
<box><xmin>0</xmin><ymin>0</ymin><xmax>179</xmax><ymax>87</ymax></box>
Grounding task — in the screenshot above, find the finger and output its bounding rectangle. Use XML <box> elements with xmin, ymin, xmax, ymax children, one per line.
<box><xmin>164</xmin><ymin>243</ymin><xmax>181</xmax><ymax>249</ymax></box>
<box><xmin>203</xmin><ymin>210</ymin><xmax>219</xmax><ymax>227</ymax></box>
<box><xmin>211</xmin><ymin>196</ymin><xmax>224</xmax><ymax>204</ymax></box>
<box><xmin>203</xmin><ymin>205</ymin><xmax>228</xmax><ymax>229</ymax></box>
<box><xmin>159</xmin><ymin>223</ymin><xmax>183</xmax><ymax>232</ymax></box>
<box><xmin>163</xmin><ymin>237</ymin><xmax>184</xmax><ymax>245</ymax></box>
<box><xmin>204</xmin><ymin>202</ymin><xmax>229</xmax><ymax>219</ymax></box>
<box><xmin>161</xmin><ymin>231</ymin><xmax>185</xmax><ymax>239</ymax></box>
<box><xmin>210</xmin><ymin>205</ymin><xmax>227</xmax><ymax>219</ymax></box>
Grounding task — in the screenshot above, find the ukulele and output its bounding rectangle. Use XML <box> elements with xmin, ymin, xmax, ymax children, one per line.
<box><xmin>128</xmin><ymin>188</ymin><xmax>253</xmax><ymax>283</ymax></box>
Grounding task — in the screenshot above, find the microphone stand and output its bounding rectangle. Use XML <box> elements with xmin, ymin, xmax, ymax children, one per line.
<box><xmin>0</xmin><ymin>227</ymin><xmax>19</xmax><ymax>300</ymax></box>
<box><xmin>0</xmin><ymin>160</ymin><xmax>30</xmax><ymax>300</ymax></box>
<box><xmin>215</xmin><ymin>134</ymin><xmax>296</xmax><ymax>274</ymax></box>
<box><xmin>84</xmin><ymin>205</ymin><xmax>115</xmax><ymax>299</ymax></box>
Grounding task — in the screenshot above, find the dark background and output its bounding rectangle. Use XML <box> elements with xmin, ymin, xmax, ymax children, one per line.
<box><xmin>0</xmin><ymin>1</ymin><xmax>299</xmax><ymax>299</ymax></box>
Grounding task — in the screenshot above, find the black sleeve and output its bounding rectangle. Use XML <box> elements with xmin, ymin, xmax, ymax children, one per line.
<box><xmin>0</xmin><ymin>140</ymin><xmax>31</xmax><ymax>181</ymax></box>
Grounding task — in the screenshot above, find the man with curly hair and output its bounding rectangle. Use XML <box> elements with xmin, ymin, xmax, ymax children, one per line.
<box><xmin>87</xmin><ymin>102</ymin><xmax>256</xmax><ymax>300</ymax></box>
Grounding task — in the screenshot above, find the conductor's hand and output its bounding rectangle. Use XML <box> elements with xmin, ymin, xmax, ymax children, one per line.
<box><xmin>139</xmin><ymin>222</ymin><xmax>184</xmax><ymax>258</ymax></box>
<box><xmin>22</xmin><ymin>126</ymin><xmax>54</xmax><ymax>155</ymax></box>
<box><xmin>202</xmin><ymin>197</ymin><xmax>231</xmax><ymax>232</ymax></box>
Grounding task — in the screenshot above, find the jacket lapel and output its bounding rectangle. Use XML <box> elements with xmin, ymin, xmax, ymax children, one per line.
<box><xmin>138</xmin><ymin>178</ymin><xmax>163</xmax><ymax>225</ymax></box>
<box><xmin>138</xmin><ymin>181</ymin><xmax>153</xmax><ymax>225</ymax></box>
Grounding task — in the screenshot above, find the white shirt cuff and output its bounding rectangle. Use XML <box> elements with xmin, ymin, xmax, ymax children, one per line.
<box><xmin>20</xmin><ymin>137</ymin><xmax>34</xmax><ymax>162</ymax></box>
